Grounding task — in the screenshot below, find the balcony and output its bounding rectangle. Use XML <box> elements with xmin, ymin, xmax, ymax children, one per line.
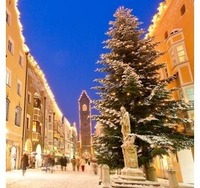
<box><xmin>34</xmin><ymin>98</ymin><xmax>41</xmax><ymax>109</ymax></box>
<box><xmin>32</xmin><ymin>121</ymin><xmax>41</xmax><ymax>134</ymax></box>
<box><xmin>54</xmin><ymin>131</ymin><xmax>60</xmax><ymax>139</ymax></box>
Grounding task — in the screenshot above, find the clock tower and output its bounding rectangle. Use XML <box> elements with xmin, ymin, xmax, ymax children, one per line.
<box><xmin>78</xmin><ymin>90</ymin><xmax>92</xmax><ymax>160</ymax></box>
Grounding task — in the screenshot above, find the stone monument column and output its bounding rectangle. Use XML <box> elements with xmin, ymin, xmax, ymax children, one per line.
<box><xmin>119</xmin><ymin>106</ymin><xmax>144</xmax><ymax>179</ymax></box>
<box><xmin>111</xmin><ymin>107</ymin><xmax>161</xmax><ymax>186</ymax></box>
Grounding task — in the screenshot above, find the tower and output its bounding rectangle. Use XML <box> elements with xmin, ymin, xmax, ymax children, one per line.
<box><xmin>78</xmin><ymin>90</ymin><xmax>92</xmax><ymax>160</ymax></box>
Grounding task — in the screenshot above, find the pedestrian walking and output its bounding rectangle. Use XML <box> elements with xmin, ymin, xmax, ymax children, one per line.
<box><xmin>71</xmin><ymin>156</ymin><xmax>76</xmax><ymax>171</ymax></box>
<box><xmin>43</xmin><ymin>154</ymin><xmax>50</xmax><ymax>172</ymax></box>
<box><xmin>92</xmin><ymin>159</ymin><xmax>98</xmax><ymax>175</ymax></box>
<box><xmin>21</xmin><ymin>153</ymin><xmax>29</xmax><ymax>176</ymax></box>
<box><xmin>76</xmin><ymin>157</ymin><xmax>80</xmax><ymax>171</ymax></box>
<box><xmin>80</xmin><ymin>157</ymin><xmax>86</xmax><ymax>172</ymax></box>
<box><xmin>62</xmin><ymin>156</ymin><xmax>67</xmax><ymax>171</ymax></box>
<box><xmin>60</xmin><ymin>156</ymin><xmax>64</xmax><ymax>171</ymax></box>
<box><xmin>49</xmin><ymin>155</ymin><xmax>55</xmax><ymax>173</ymax></box>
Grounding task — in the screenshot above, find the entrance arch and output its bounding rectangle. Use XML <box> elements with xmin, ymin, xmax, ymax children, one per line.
<box><xmin>10</xmin><ymin>146</ymin><xmax>17</xmax><ymax>170</ymax></box>
<box><xmin>35</xmin><ymin>144</ymin><xmax>42</xmax><ymax>168</ymax></box>
<box><xmin>24</xmin><ymin>139</ymin><xmax>32</xmax><ymax>153</ymax></box>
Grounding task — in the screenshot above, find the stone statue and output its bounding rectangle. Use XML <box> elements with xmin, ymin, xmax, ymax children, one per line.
<box><xmin>119</xmin><ymin>106</ymin><xmax>138</xmax><ymax>168</ymax></box>
<box><xmin>120</xmin><ymin>106</ymin><xmax>131</xmax><ymax>142</ymax></box>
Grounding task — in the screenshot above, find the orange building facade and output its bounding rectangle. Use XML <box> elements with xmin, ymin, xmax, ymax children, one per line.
<box><xmin>147</xmin><ymin>0</ymin><xmax>194</xmax><ymax>183</ymax></box>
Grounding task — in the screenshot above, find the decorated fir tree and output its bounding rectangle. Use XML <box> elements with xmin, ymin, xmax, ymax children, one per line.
<box><xmin>92</xmin><ymin>6</ymin><xmax>194</xmax><ymax>178</ymax></box>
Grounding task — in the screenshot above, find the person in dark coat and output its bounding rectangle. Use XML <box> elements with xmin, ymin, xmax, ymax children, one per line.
<box><xmin>60</xmin><ymin>156</ymin><xmax>64</xmax><ymax>171</ymax></box>
<box><xmin>49</xmin><ymin>155</ymin><xmax>55</xmax><ymax>173</ymax></box>
<box><xmin>21</xmin><ymin>153</ymin><xmax>29</xmax><ymax>176</ymax></box>
<box><xmin>62</xmin><ymin>156</ymin><xmax>67</xmax><ymax>171</ymax></box>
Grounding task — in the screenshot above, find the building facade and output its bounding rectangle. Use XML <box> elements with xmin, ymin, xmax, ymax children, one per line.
<box><xmin>147</xmin><ymin>0</ymin><xmax>194</xmax><ymax>183</ymax></box>
<box><xmin>24</xmin><ymin>54</ymin><xmax>45</xmax><ymax>168</ymax></box>
<box><xmin>6</xmin><ymin>0</ymin><xmax>27</xmax><ymax>171</ymax></box>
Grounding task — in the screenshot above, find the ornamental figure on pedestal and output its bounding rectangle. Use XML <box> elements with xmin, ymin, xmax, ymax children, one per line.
<box><xmin>119</xmin><ymin>106</ymin><xmax>138</xmax><ymax>168</ymax></box>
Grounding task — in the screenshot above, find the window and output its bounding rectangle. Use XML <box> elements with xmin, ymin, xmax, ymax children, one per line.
<box><xmin>49</xmin><ymin>115</ymin><xmax>52</xmax><ymax>123</ymax></box>
<box><xmin>177</xmin><ymin>45</ymin><xmax>186</xmax><ymax>63</ymax></box>
<box><xmin>49</xmin><ymin>123</ymin><xmax>53</xmax><ymax>130</ymax></box>
<box><xmin>163</xmin><ymin>67</ymin><xmax>169</xmax><ymax>78</ymax></box>
<box><xmin>26</xmin><ymin>114</ymin><xmax>31</xmax><ymax>129</ymax></box>
<box><xmin>15</xmin><ymin>106</ymin><xmax>22</xmax><ymax>126</ymax></box>
<box><xmin>19</xmin><ymin>54</ymin><xmax>23</xmax><ymax>66</ymax></box>
<box><xmin>170</xmin><ymin>50</ymin><xmax>177</xmax><ymax>66</ymax></box>
<box><xmin>32</xmin><ymin>121</ymin><xmax>41</xmax><ymax>134</ymax></box>
<box><xmin>8</xmin><ymin>39</ymin><xmax>14</xmax><ymax>54</ymax></box>
<box><xmin>164</xmin><ymin>31</ymin><xmax>168</xmax><ymax>39</ymax></box>
<box><xmin>6</xmin><ymin>98</ymin><xmax>10</xmax><ymax>121</ymax></box>
<box><xmin>34</xmin><ymin>98</ymin><xmax>41</xmax><ymax>108</ymax></box>
<box><xmin>27</xmin><ymin>92</ymin><xmax>31</xmax><ymax>104</ymax></box>
<box><xmin>185</xmin><ymin>87</ymin><xmax>194</xmax><ymax>102</ymax></box>
<box><xmin>17</xmin><ymin>81</ymin><xmax>21</xmax><ymax>96</ymax></box>
<box><xmin>169</xmin><ymin>43</ymin><xmax>187</xmax><ymax>67</ymax></box>
<box><xmin>178</xmin><ymin>89</ymin><xmax>184</xmax><ymax>100</ymax></box>
<box><xmin>48</xmin><ymin>132</ymin><xmax>53</xmax><ymax>140</ymax></box>
<box><xmin>180</xmin><ymin>4</ymin><xmax>186</xmax><ymax>16</ymax></box>
<box><xmin>32</xmin><ymin>122</ymin><xmax>36</xmax><ymax>132</ymax></box>
<box><xmin>6</xmin><ymin>11</ymin><xmax>11</xmax><ymax>25</ymax></box>
<box><xmin>6</xmin><ymin>69</ymin><xmax>11</xmax><ymax>86</ymax></box>
<box><xmin>62</xmin><ymin>116</ymin><xmax>64</xmax><ymax>124</ymax></box>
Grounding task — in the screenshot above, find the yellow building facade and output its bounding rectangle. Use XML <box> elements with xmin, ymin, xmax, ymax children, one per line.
<box><xmin>147</xmin><ymin>0</ymin><xmax>194</xmax><ymax>183</ymax></box>
<box><xmin>6</xmin><ymin>0</ymin><xmax>27</xmax><ymax>171</ymax></box>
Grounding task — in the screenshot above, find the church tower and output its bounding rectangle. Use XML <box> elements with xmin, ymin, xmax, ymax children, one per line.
<box><xmin>78</xmin><ymin>90</ymin><xmax>92</xmax><ymax>160</ymax></box>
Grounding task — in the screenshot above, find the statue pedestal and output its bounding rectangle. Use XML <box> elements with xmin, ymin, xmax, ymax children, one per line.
<box><xmin>121</xmin><ymin>140</ymin><xmax>138</xmax><ymax>168</ymax></box>
<box><xmin>120</xmin><ymin>141</ymin><xmax>146</xmax><ymax>181</ymax></box>
<box><xmin>121</xmin><ymin>167</ymin><xmax>146</xmax><ymax>181</ymax></box>
<box><xmin>111</xmin><ymin>168</ymin><xmax>161</xmax><ymax>187</ymax></box>
<box><xmin>110</xmin><ymin>136</ymin><xmax>161</xmax><ymax>187</ymax></box>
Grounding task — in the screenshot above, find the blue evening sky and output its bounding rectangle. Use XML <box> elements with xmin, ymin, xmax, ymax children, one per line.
<box><xmin>18</xmin><ymin>0</ymin><xmax>163</xmax><ymax>131</ymax></box>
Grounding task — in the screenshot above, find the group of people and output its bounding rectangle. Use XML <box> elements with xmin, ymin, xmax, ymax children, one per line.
<box><xmin>60</xmin><ymin>156</ymin><xmax>68</xmax><ymax>171</ymax></box>
<box><xmin>57</xmin><ymin>155</ymin><xmax>89</xmax><ymax>172</ymax></box>
<box><xmin>71</xmin><ymin>156</ymin><xmax>86</xmax><ymax>172</ymax></box>
<box><xmin>21</xmin><ymin>153</ymin><xmax>98</xmax><ymax>175</ymax></box>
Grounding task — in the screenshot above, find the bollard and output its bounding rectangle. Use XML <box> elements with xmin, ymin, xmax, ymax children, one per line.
<box><xmin>146</xmin><ymin>166</ymin><xmax>158</xmax><ymax>182</ymax></box>
<box><xmin>99</xmin><ymin>164</ymin><xmax>103</xmax><ymax>185</ymax></box>
<box><xmin>167</xmin><ymin>169</ymin><xmax>179</xmax><ymax>188</ymax></box>
<box><xmin>102</xmin><ymin>165</ymin><xmax>111</xmax><ymax>188</ymax></box>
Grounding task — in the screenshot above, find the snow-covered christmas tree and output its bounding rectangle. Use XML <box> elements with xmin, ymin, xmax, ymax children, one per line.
<box><xmin>92</xmin><ymin>6</ymin><xmax>194</xmax><ymax>179</ymax></box>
